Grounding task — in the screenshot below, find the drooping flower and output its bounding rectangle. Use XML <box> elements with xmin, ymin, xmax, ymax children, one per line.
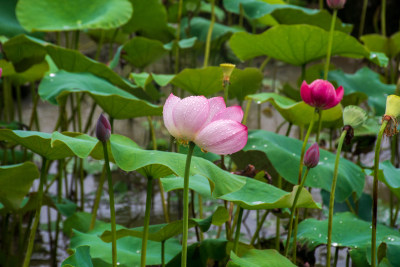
<box><xmin>96</xmin><ymin>113</ymin><xmax>112</xmax><ymax>142</ymax></box>
<box><xmin>327</xmin><ymin>0</ymin><xmax>346</xmax><ymax>9</ymax></box>
<box><xmin>382</xmin><ymin>95</ymin><xmax>400</xmax><ymax>137</ymax></box>
<box><xmin>304</xmin><ymin>143</ymin><xmax>320</xmax><ymax>169</ymax></box>
<box><xmin>163</xmin><ymin>93</ymin><xmax>248</xmax><ymax>155</ymax></box>
<box><xmin>300</xmin><ymin>79</ymin><xmax>344</xmax><ymax>110</ymax></box>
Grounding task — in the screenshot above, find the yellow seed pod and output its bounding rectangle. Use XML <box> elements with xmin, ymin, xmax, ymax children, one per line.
<box><xmin>220</xmin><ymin>63</ymin><xmax>235</xmax><ymax>82</ymax></box>
<box><xmin>385</xmin><ymin>95</ymin><xmax>400</xmax><ymax>118</ymax></box>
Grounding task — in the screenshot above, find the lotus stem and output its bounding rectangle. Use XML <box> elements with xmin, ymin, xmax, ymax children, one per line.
<box><xmin>359</xmin><ymin>0</ymin><xmax>368</xmax><ymax>38</ymax></box>
<box><xmin>324</xmin><ymin>9</ymin><xmax>337</xmax><ymax>80</ymax></box>
<box><xmin>243</xmin><ymin>99</ymin><xmax>252</xmax><ymax>126</ymax></box>
<box><xmin>90</xmin><ymin>165</ymin><xmax>106</xmax><ymax>230</ymax></box>
<box><xmin>203</xmin><ymin>0</ymin><xmax>216</xmax><ymax>68</ymax></box>
<box><xmin>371</xmin><ymin>120</ymin><xmax>388</xmax><ymax>267</ymax></box>
<box><xmin>181</xmin><ymin>142</ymin><xmax>195</xmax><ymax>267</ymax></box>
<box><xmin>161</xmin><ymin>240</ymin><xmax>166</xmax><ymax>267</ymax></box>
<box><xmin>284</xmin><ymin>168</ymin><xmax>310</xmax><ymax>258</ymax></box>
<box><xmin>326</xmin><ymin>130</ymin><xmax>347</xmax><ymax>267</ymax></box>
<box><xmin>298</xmin><ymin>109</ymin><xmax>317</xmax><ymax>184</ymax></box>
<box><xmin>381</xmin><ymin>0</ymin><xmax>386</xmax><ymax>36</ymax></box>
<box><xmin>316</xmin><ymin>110</ymin><xmax>323</xmax><ymax>142</ymax></box>
<box><xmin>233</xmin><ymin>207</ymin><xmax>244</xmax><ymax>254</ymax></box>
<box><xmin>174</xmin><ymin>0</ymin><xmax>183</xmax><ymax>74</ymax></box>
<box><xmin>102</xmin><ymin>141</ymin><xmax>117</xmax><ymax>267</ymax></box>
<box><xmin>250</xmin><ymin>210</ymin><xmax>270</xmax><ymax>245</ymax></box>
<box><xmin>23</xmin><ymin>157</ymin><xmax>47</xmax><ymax>267</ymax></box>
<box><xmin>141</xmin><ymin>176</ymin><xmax>153</xmax><ymax>267</ymax></box>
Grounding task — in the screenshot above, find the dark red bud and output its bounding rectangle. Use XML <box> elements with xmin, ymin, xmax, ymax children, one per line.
<box><xmin>96</xmin><ymin>114</ymin><xmax>111</xmax><ymax>142</ymax></box>
<box><xmin>304</xmin><ymin>143</ymin><xmax>320</xmax><ymax>169</ymax></box>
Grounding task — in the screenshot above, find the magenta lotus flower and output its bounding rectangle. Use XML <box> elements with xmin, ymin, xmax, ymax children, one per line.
<box><xmin>300</xmin><ymin>79</ymin><xmax>344</xmax><ymax>110</ymax></box>
<box><xmin>96</xmin><ymin>113</ymin><xmax>111</xmax><ymax>142</ymax></box>
<box><xmin>163</xmin><ymin>93</ymin><xmax>248</xmax><ymax>155</ymax></box>
<box><xmin>304</xmin><ymin>143</ymin><xmax>320</xmax><ymax>169</ymax></box>
<box><xmin>327</xmin><ymin>0</ymin><xmax>346</xmax><ymax>9</ymax></box>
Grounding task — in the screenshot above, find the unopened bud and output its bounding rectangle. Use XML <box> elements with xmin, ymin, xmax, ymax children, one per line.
<box><xmin>327</xmin><ymin>0</ymin><xmax>346</xmax><ymax>9</ymax></box>
<box><xmin>96</xmin><ymin>114</ymin><xmax>111</xmax><ymax>142</ymax></box>
<box><xmin>304</xmin><ymin>143</ymin><xmax>320</xmax><ymax>169</ymax></box>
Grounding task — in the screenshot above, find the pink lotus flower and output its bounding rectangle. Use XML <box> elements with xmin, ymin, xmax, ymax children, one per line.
<box><xmin>96</xmin><ymin>113</ymin><xmax>111</xmax><ymax>142</ymax></box>
<box><xmin>327</xmin><ymin>0</ymin><xmax>346</xmax><ymax>9</ymax></box>
<box><xmin>300</xmin><ymin>79</ymin><xmax>344</xmax><ymax>110</ymax></box>
<box><xmin>304</xmin><ymin>143</ymin><xmax>320</xmax><ymax>169</ymax></box>
<box><xmin>163</xmin><ymin>93</ymin><xmax>248</xmax><ymax>155</ymax></box>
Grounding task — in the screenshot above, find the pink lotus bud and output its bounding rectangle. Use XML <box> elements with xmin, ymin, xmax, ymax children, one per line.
<box><xmin>0</xmin><ymin>68</ymin><xmax>2</xmax><ymax>78</ymax></box>
<box><xmin>300</xmin><ymin>79</ymin><xmax>344</xmax><ymax>110</ymax></box>
<box><xmin>96</xmin><ymin>114</ymin><xmax>111</xmax><ymax>142</ymax></box>
<box><xmin>327</xmin><ymin>0</ymin><xmax>346</xmax><ymax>9</ymax></box>
<box><xmin>163</xmin><ymin>93</ymin><xmax>248</xmax><ymax>155</ymax></box>
<box><xmin>304</xmin><ymin>143</ymin><xmax>320</xmax><ymax>169</ymax></box>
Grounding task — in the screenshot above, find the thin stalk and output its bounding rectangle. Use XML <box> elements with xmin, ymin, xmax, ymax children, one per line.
<box><xmin>23</xmin><ymin>157</ymin><xmax>48</xmax><ymax>267</ymax></box>
<box><xmin>324</xmin><ymin>9</ymin><xmax>337</xmax><ymax>80</ymax></box>
<box><xmin>371</xmin><ymin>120</ymin><xmax>389</xmax><ymax>267</ymax></box>
<box><xmin>316</xmin><ymin>110</ymin><xmax>323</xmax><ymax>143</ymax></box>
<box><xmin>275</xmin><ymin>175</ymin><xmax>282</xmax><ymax>250</ymax></box>
<box><xmin>203</xmin><ymin>0</ymin><xmax>216</xmax><ymax>68</ymax></box>
<box><xmin>84</xmin><ymin>103</ymin><xmax>97</xmax><ymax>134</ymax></box>
<box><xmin>381</xmin><ymin>0</ymin><xmax>386</xmax><ymax>36</ymax></box>
<box><xmin>95</xmin><ymin>30</ymin><xmax>105</xmax><ymax>61</ymax></box>
<box><xmin>319</xmin><ymin>0</ymin><xmax>323</xmax><ymax>10</ymax></box>
<box><xmin>333</xmin><ymin>247</ymin><xmax>339</xmax><ymax>267</ymax></box>
<box><xmin>79</xmin><ymin>158</ymin><xmax>84</xmax><ymax>210</ymax></box>
<box><xmin>161</xmin><ymin>240</ymin><xmax>166</xmax><ymax>267</ymax></box>
<box><xmin>16</xmin><ymin>85</ymin><xmax>22</xmax><ymax>122</ymax></box>
<box><xmin>232</xmin><ymin>207</ymin><xmax>244</xmax><ymax>254</ymax></box>
<box><xmin>284</xmin><ymin>168</ymin><xmax>310</xmax><ymax>257</ymax></box>
<box><xmin>224</xmin><ymin>83</ymin><xmax>230</xmax><ymax>104</ymax></box>
<box><xmin>198</xmin><ymin>194</ymin><xmax>204</xmax><ymax>241</ymax></box>
<box><xmin>90</xmin><ymin>166</ymin><xmax>106</xmax><ymax>230</ymax></box>
<box><xmin>141</xmin><ymin>177</ymin><xmax>153</xmax><ymax>267</ymax></box>
<box><xmin>259</xmin><ymin>56</ymin><xmax>271</xmax><ymax>73</ymax></box>
<box><xmin>250</xmin><ymin>210</ymin><xmax>270</xmax><ymax>245</ymax></box>
<box><xmin>181</xmin><ymin>142</ymin><xmax>195</xmax><ymax>267</ymax></box>
<box><xmin>243</xmin><ymin>100</ymin><xmax>252</xmax><ymax>126</ymax></box>
<box><xmin>298</xmin><ymin>110</ymin><xmax>317</xmax><ymax>184</ymax></box>
<box><xmin>359</xmin><ymin>0</ymin><xmax>369</xmax><ymax>38</ymax></box>
<box><xmin>326</xmin><ymin>130</ymin><xmax>347</xmax><ymax>267</ymax></box>
<box><xmin>102</xmin><ymin>141</ymin><xmax>117</xmax><ymax>267</ymax></box>
<box><xmin>292</xmin><ymin>209</ymin><xmax>299</xmax><ymax>262</ymax></box>
<box><xmin>74</xmin><ymin>30</ymin><xmax>80</xmax><ymax>50</ymax></box>
<box><xmin>174</xmin><ymin>0</ymin><xmax>183</xmax><ymax>74</ymax></box>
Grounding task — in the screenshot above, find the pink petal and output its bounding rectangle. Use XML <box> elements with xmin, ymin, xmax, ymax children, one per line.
<box><xmin>195</xmin><ymin>120</ymin><xmax>248</xmax><ymax>155</ymax></box>
<box><xmin>205</xmin><ymin>97</ymin><xmax>226</xmax><ymax>123</ymax></box>
<box><xmin>309</xmin><ymin>80</ymin><xmax>336</xmax><ymax>109</ymax></box>
<box><xmin>172</xmin><ymin>95</ymin><xmax>210</xmax><ymax>141</ymax></box>
<box><xmin>300</xmin><ymin>81</ymin><xmax>312</xmax><ymax>105</ymax></box>
<box><xmin>163</xmin><ymin>93</ymin><xmax>181</xmax><ymax>138</ymax></box>
<box><xmin>212</xmin><ymin>106</ymin><xmax>244</xmax><ymax>123</ymax></box>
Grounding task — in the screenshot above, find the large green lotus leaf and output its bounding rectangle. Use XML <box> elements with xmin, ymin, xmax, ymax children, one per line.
<box><xmin>109</xmin><ymin>137</ymin><xmax>245</xmax><ymax>197</ymax></box>
<box><xmin>296</xmin><ymin>212</ymin><xmax>400</xmax><ymax>250</ymax></box>
<box><xmin>70</xmin><ymin>226</ymin><xmax>181</xmax><ymax>266</ymax></box>
<box><xmin>38</xmin><ymin>71</ymin><xmax>162</xmax><ymax>119</ymax></box>
<box><xmin>328</xmin><ymin>67</ymin><xmax>396</xmax><ymax>116</ymax></box>
<box><xmin>228</xmin><ymin>249</ymin><xmax>295</xmax><ymax>267</ymax></box>
<box><xmin>229</xmin><ymin>25</ymin><xmax>368</xmax><ymax>65</ymax></box>
<box><xmin>160</xmin><ymin>174</ymin><xmax>320</xmax><ymax>210</ymax></box>
<box><xmin>378</xmin><ymin>235</ymin><xmax>400</xmax><ymax>267</ymax></box>
<box><xmin>122</xmin><ymin>0</ymin><xmax>172</xmax><ymax>42</ymax></box>
<box><xmin>182</xmin><ymin>17</ymin><xmax>242</xmax><ymax>42</ymax></box>
<box><xmin>122</xmin><ymin>37</ymin><xmax>168</xmax><ymax>69</ymax></box>
<box><xmin>228</xmin><ymin>68</ymin><xmax>263</xmax><ymax>101</ymax></box>
<box><xmin>61</xmin><ymin>245</ymin><xmax>93</xmax><ymax>267</ymax></box>
<box><xmin>171</xmin><ymin>67</ymin><xmax>224</xmax><ymax>96</ymax></box>
<box><xmin>0</xmin><ymin>162</ymin><xmax>39</xmax><ymax>211</ymax></box>
<box><xmin>101</xmin><ymin>206</ymin><xmax>228</xmax><ymax>242</ymax></box>
<box><xmin>231</xmin><ymin>130</ymin><xmax>364</xmax><ymax>202</ymax></box>
<box><xmin>0</xmin><ymin>60</ymin><xmax>49</xmax><ymax>86</ymax></box>
<box><xmin>163</xmin><ymin>37</ymin><xmax>198</xmax><ymax>51</ymax></box>
<box><xmin>361</xmin><ymin>33</ymin><xmax>400</xmax><ymax>58</ymax></box>
<box><xmin>371</xmin><ymin>161</ymin><xmax>400</xmax><ymax>199</ymax></box>
<box><xmin>246</xmin><ymin>93</ymin><xmax>342</xmax><ymax>127</ymax></box>
<box><xmin>16</xmin><ymin>0</ymin><xmax>133</xmax><ymax>32</ymax></box>
<box><xmin>223</xmin><ymin>0</ymin><xmax>351</xmax><ymax>33</ymax></box>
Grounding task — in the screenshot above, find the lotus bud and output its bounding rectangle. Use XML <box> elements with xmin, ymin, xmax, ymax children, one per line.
<box><xmin>382</xmin><ymin>95</ymin><xmax>400</xmax><ymax>137</ymax></box>
<box><xmin>96</xmin><ymin>113</ymin><xmax>111</xmax><ymax>142</ymax></box>
<box><xmin>304</xmin><ymin>143</ymin><xmax>320</xmax><ymax>169</ymax></box>
<box><xmin>220</xmin><ymin>63</ymin><xmax>235</xmax><ymax>86</ymax></box>
<box><xmin>0</xmin><ymin>68</ymin><xmax>2</xmax><ymax>78</ymax></box>
<box><xmin>327</xmin><ymin>0</ymin><xmax>346</xmax><ymax>9</ymax></box>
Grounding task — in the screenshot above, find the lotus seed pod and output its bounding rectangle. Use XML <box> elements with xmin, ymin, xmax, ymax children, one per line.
<box><xmin>343</xmin><ymin>105</ymin><xmax>367</xmax><ymax>129</ymax></box>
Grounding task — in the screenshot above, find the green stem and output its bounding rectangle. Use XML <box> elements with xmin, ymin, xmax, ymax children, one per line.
<box><xmin>181</xmin><ymin>142</ymin><xmax>195</xmax><ymax>267</ymax></box>
<box><xmin>316</xmin><ymin>109</ymin><xmax>323</xmax><ymax>143</ymax></box>
<box><xmin>333</xmin><ymin>247</ymin><xmax>339</xmax><ymax>267</ymax></box>
<box><xmin>381</xmin><ymin>0</ymin><xmax>386</xmax><ymax>36</ymax></box>
<box><xmin>259</xmin><ymin>56</ymin><xmax>271</xmax><ymax>73</ymax></box>
<box><xmin>371</xmin><ymin>120</ymin><xmax>389</xmax><ymax>267</ymax></box>
<box><xmin>298</xmin><ymin>109</ymin><xmax>317</xmax><ymax>184</ymax></box>
<box><xmin>275</xmin><ymin>175</ymin><xmax>283</xmax><ymax>250</ymax></box>
<box><xmin>233</xmin><ymin>207</ymin><xmax>244</xmax><ymax>254</ymax></box>
<box><xmin>103</xmin><ymin>141</ymin><xmax>117</xmax><ymax>267</ymax></box>
<box><xmin>284</xmin><ymin>168</ymin><xmax>310</xmax><ymax>257</ymax></box>
<box><xmin>95</xmin><ymin>30</ymin><xmax>105</xmax><ymax>61</ymax></box>
<box><xmin>74</xmin><ymin>30</ymin><xmax>80</xmax><ymax>50</ymax></box>
<box><xmin>326</xmin><ymin>130</ymin><xmax>347</xmax><ymax>267</ymax></box>
<box><xmin>224</xmin><ymin>82</ymin><xmax>230</xmax><ymax>104</ymax></box>
<box><xmin>359</xmin><ymin>0</ymin><xmax>368</xmax><ymax>38</ymax></box>
<box><xmin>161</xmin><ymin>240</ymin><xmax>166</xmax><ymax>267</ymax></box>
<box><xmin>324</xmin><ymin>9</ymin><xmax>337</xmax><ymax>80</ymax></box>
<box><xmin>292</xmin><ymin>209</ymin><xmax>299</xmax><ymax>262</ymax></box>
<box><xmin>319</xmin><ymin>0</ymin><xmax>323</xmax><ymax>10</ymax></box>
<box><xmin>23</xmin><ymin>157</ymin><xmax>47</xmax><ymax>267</ymax></box>
<box><xmin>203</xmin><ymin>0</ymin><xmax>216</xmax><ymax>68</ymax></box>
<box><xmin>90</xmin><ymin>166</ymin><xmax>106</xmax><ymax>230</ymax></box>
<box><xmin>250</xmin><ymin>210</ymin><xmax>270</xmax><ymax>245</ymax></box>
<box><xmin>174</xmin><ymin>0</ymin><xmax>183</xmax><ymax>74</ymax></box>
<box><xmin>141</xmin><ymin>177</ymin><xmax>153</xmax><ymax>267</ymax></box>
<box><xmin>243</xmin><ymin>100</ymin><xmax>252</xmax><ymax>126</ymax></box>
<box><xmin>16</xmin><ymin>85</ymin><xmax>22</xmax><ymax>122</ymax></box>
<box><xmin>84</xmin><ymin>103</ymin><xmax>97</xmax><ymax>134</ymax></box>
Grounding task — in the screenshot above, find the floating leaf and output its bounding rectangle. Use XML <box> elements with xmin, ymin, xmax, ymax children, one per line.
<box><xmin>246</xmin><ymin>92</ymin><xmax>342</xmax><ymax>127</ymax></box>
<box><xmin>231</xmin><ymin>130</ymin><xmax>364</xmax><ymax>202</ymax></box>
<box><xmin>0</xmin><ymin>162</ymin><xmax>39</xmax><ymax>211</ymax></box>
<box><xmin>228</xmin><ymin>249</ymin><xmax>295</xmax><ymax>267</ymax></box>
<box><xmin>328</xmin><ymin>67</ymin><xmax>396</xmax><ymax>116</ymax></box>
<box><xmin>122</xmin><ymin>37</ymin><xmax>168</xmax><ymax>69</ymax></box>
<box><xmin>16</xmin><ymin>0</ymin><xmax>133</xmax><ymax>32</ymax></box>
<box><xmin>229</xmin><ymin>25</ymin><xmax>368</xmax><ymax>65</ymax></box>
<box><xmin>61</xmin><ymin>246</ymin><xmax>93</xmax><ymax>267</ymax></box>
<box><xmin>297</xmin><ymin>212</ymin><xmax>400</xmax><ymax>250</ymax></box>
<box><xmin>38</xmin><ymin>71</ymin><xmax>162</xmax><ymax>119</ymax></box>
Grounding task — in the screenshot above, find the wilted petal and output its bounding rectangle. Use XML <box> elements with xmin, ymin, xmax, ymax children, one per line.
<box><xmin>172</xmin><ymin>95</ymin><xmax>210</xmax><ymax>141</ymax></box>
<box><xmin>212</xmin><ymin>106</ymin><xmax>243</xmax><ymax>122</ymax></box>
<box><xmin>206</xmin><ymin>97</ymin><xmax>226</xmax><ymax>123</ymax></box>
<box><xmin>163</xmin><ymin>93</ymin><xmax>181</xmax><ymax>138</ymax></box>
<box><xmin>300</xmin><ymin>81</ymin><xmax>312</xmax><ymax>105</ymax></box>
<box><xmin>195</xmin><ymin>120</ymin><xmax>248</xmax><ymax>155</ymax></box>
